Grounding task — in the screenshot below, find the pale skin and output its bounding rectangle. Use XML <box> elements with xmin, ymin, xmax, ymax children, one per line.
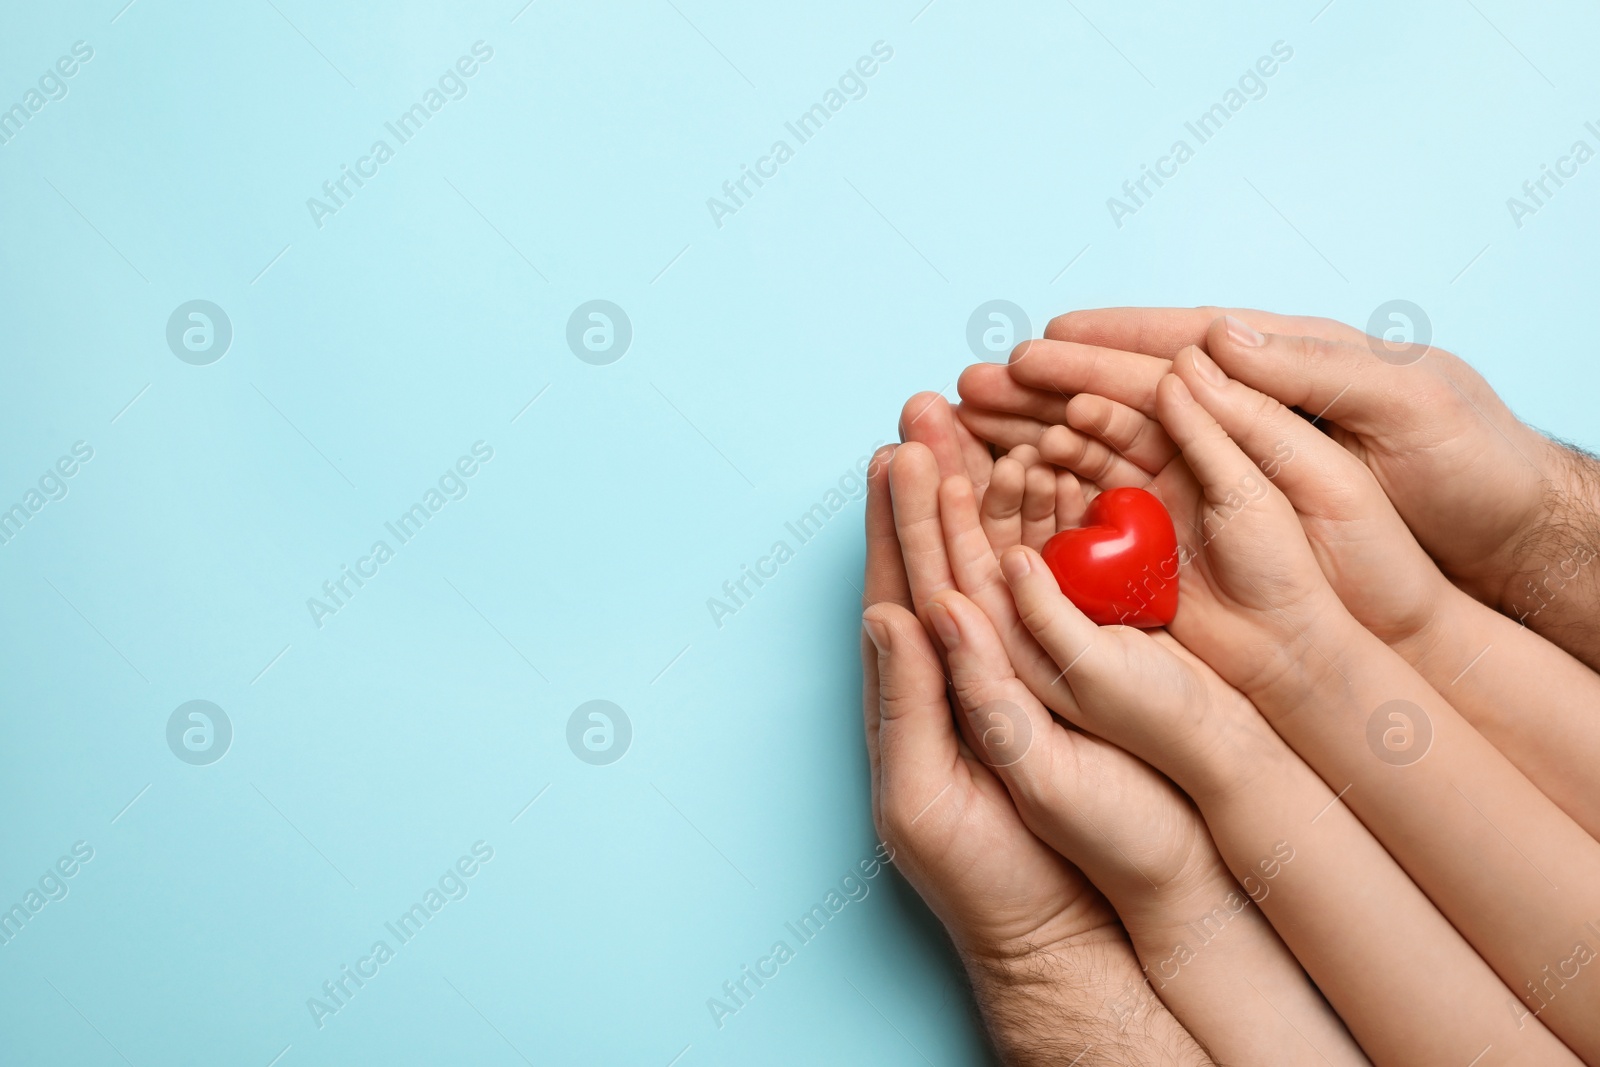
<box><xmin>884</xmin><ymin>399</ymin><xmax>1354</xmax><ymax>1064</ymax></box>
<box><xmin>990</xmin><ymin>305</ymin><xmax>1600</xmax><ymax>670</ymax></box>
<box><xmin>958</xmin><ymin>314</ymin><xmax>1600</xmax><ymax>843</ymax></box>
<box><xmin>889</xmin><ymin>407</ymin><xmax>1574</xmax><ymax>1065</ymax></box>
<box><xmin>860</xmin><ymin>440</ymin><xmax>1214</xmax><ymax>1066</ymax></box>
<box><xmin>962</xmin><ymin>349</ymin><xmax>1600</xmax><ymax>1059</ymax></box>
<box><xmin>892</xmin><ymin>439</ymin><xmax>1369</xmax><ymax>1066</ymax></box>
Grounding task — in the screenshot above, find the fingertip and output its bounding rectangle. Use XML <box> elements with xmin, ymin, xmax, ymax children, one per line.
<box><xmin>939</xmin><ymin>471</ymin><xmax>975</xmax><ymax>500</ymax></box>
<box><xmin>984</xmin><ymin>456</ymin><xmax>1025</xmax><ymax>509</ymax></box>
<box><xmin>1038</xmin><ymin>422</ymin><xmax>1079</xmax><ymax>455</ymax></box>
<box><xmin>955</xmin><ymin>363</ymin><xmax>997</xmax><ymax>403</ymax></box>
<box><xmin>999</xmin><ymin>545</ymin><xmax>1035</xmax><ymax>585</ymax></box>
<box><xmin>1159</xmin><ymin>371</ymin><xmax>1195</xmax><ymax>409</ymax></box>
<box><xmin>1006</xmin><ymin>443</ymin><xmax>1041</xmax><ymax>467</ymax></box>
<box><xmin>899</xmin><ymin>391</ymin><xmax>949</xmax><ymax>436</ymax></box>
<box><xmin>1007</xmin><ymin>337</ymin><xmax>1041</xmax><ymax>366</ymax></box>
<box><xmin>889</xmin><ymin>439</ymin><xmax>936</xmax><ymax>477</ymax></box>
<box><xmin>867</xmin><ymin>444</ymin><xmax>896</xmax><ymax>481</ymax></box>
<box><xmin>1177</xmin><ymin>343</ymin><xmax>1228</xmax><ymax>390</ymax></box>
<box><xmin>925</xmin><ymin>596</ymin><xmax>962</xmax><ymax>650</ymax></box>
<box><xmin>998</xmin><ymin>546</ymin><xmax>1029</xmax><ymax>584</ymax></box>
<box><xmin>1219</xmin><ymin>314</ymin><xmax>1266</xmax><ymax>348</ymax></box>
<box><xmin>990</xmin><ymin>454</ymin><xmax>1024</xmax><ymax>482</ymax></box>
<box><xmin>862</xmin><ymin>607</ymin><xmax>891</xmax><ymax>655</ymax></box>
<box><xmin>1064</xmin><ymin>392</ymin><xmax>1109</xmax><ymax>431</ymax></box>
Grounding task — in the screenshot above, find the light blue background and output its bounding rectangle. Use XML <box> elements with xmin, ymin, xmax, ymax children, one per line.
<box><xmin>2</xmin><ymin>1</ymin><xmax>1597</xmax><ymax>1064</ymax></box>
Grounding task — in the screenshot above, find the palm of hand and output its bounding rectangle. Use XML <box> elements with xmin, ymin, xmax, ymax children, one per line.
<box><xmin>910</xmin><ymin>741</ymin><xmax>1119</xmax><ymax>957</ymax></box>
<box><xmin>1138</xmin><ymin>452</ymin><xmax>1339</xmax><ymax>694</ymax></box>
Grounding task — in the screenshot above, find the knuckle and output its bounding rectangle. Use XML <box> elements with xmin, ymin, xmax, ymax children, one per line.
<box><xmin>1282</xmin><ymin>332</ymin><xmax>1324</xmax><ymax>365</ymax></box>
<box><xmin>1248</xmin><ymin>389</ymin><xmax>1284</xmax><ymax>427</ymax></box>
<box><xmin>1015</xmin><ymin>594</ymin><xmax>1061</xmax><ymax>644</ymax></box>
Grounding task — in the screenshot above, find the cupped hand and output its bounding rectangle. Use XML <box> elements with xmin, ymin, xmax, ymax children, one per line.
<box><xmin>1004</xmin><ymin>306</ymin><xmax>1585</xmax><ymax>620</ymax></box>
<box><xmin>860</xmin><ymin>444</ymin><xmax>1115</xmax><ymax>966</ymax></box>
<box><xmin>956</xmin><ymin>326</ymin><xmax>1454</xmax><ymax>658</ymax></box>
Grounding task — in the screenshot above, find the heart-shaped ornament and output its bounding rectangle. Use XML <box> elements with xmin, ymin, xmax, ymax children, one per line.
<box><xmin>1039</xmin><ymin>487</ymin><xmax>1179</xmax><ymax>627</ymax></box>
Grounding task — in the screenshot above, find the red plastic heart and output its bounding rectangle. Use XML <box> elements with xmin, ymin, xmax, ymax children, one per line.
<box><xmin>1039</xmin><ymin>487</ymin><xmax>1179</xmax><ymax>627</ymax></box>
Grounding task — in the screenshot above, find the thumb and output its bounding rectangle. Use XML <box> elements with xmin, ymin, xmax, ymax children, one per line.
<box><xmin>1204</xmin><ymin>315</ymin><xmax>1422</xmax><ymax>433</ymax></box>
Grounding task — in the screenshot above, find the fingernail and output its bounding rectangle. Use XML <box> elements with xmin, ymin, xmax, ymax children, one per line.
<box><xmin>1223</xmin><ymin>315</ymin><xmax>1265</xmax><ymax>347</ymax></box>
<box><xmin>1000</xmin><ymin>548</ymin><xmax>1031</xmax><ymax>583</ymax></box>
<box><xmin>863</xmin><ymin>614</ymin><xmax>890</xmax><ymax>653</ymax></box>
<box><xmin>926</xmin><ymin>601</ymin><xmax>961</xmax><ymax>649</ymax></box>
<box><xmin>1167</xmin><ymin>375</ymin><xmax>1195</xmax><ymax>405</ymax></box>
<box><xmin>1190</xmin><ymin>347</ymin><xmax>1227</xmax><ymax>386</ymax></box>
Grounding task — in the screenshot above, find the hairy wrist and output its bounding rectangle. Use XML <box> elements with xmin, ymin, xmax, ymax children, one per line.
<box><xmin>1496</xmin><ymin>439</ymin><xmax>1600</xmax><ymax>659</ymax></box>
<box><xmin>963</xmin><ymin>927</ymin><xmax>1213</xmax><ymax>1067</ymax></box>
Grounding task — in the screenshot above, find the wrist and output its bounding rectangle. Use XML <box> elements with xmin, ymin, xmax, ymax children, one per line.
<box><xmin>1389</xmin><ymin>579</ymin><xmax>1480</xmax><ymax>673</ymax></box>
<box><xmin>1108</xmin><ymin>850</ymin><xmax>1238</xmax><ymax>943</ymax></box>
<box><xmin>1388</xmin><ymin>575</ymin><xmax>1497</xmax><ymax>684</ymax></box>
<box><xmin>960</xmin><ymin>920</ymin><xmax>1128</xmax><ymax>989</ymax></box>
<box><xmin>1235</xmin><ymin>588</ymin><xmax>1381</xmax><ymax>713</ymax></box>
<box><xmin>963</xmin><ymin>925</ymin><xmax>1208</xmax><ymax>1067</ymax></box>
<box><xmin>1491</xmin><ymin>436</ymin><xmax>1600</xmax><ymax>615</ymax></box>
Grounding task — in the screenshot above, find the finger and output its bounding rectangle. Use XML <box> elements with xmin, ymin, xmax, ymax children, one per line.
<box><xmin>1000</xmin><ymin>545</ymin><xmax>1234</xmax><ymax>786</ymax></box>
<box><xmin>862</xmin><ymin>445</ymin><xmax>908</xmax><ymax>828</ymax></box>
<box><xmin>1056</xmin><ymin>470</ymin><xmax>1087</xmax><ymax>529</ymax></box>
<box><xmin>927</xmin><ymin>588</ymin><xmax>1228</xmax><ymax>915</ymax></box>
<box><xmin>999</xmin><ymin>545</ymin><xmax>1103</xmax><ymax>693</ymax></box>
<box><xmin>1174</xmin><ymin>340</ymin><xmax>1372</xmax><ymax>511</ymax></box>
<box><xmin>1201</xmin><ymin>315</ymin><xmax>1428</xmax><ymax>436</ymax></box>
<box><xmin>1021</xmin><ymin>462</ymin><xmax>1058</xmax><ymax>551</ymax></box>
<box><xmin>924</xmin><ymin>591</ymin><xmax>1055</xmax><ymax>793</ymax></box>
<box><xmin>865</xmin><ymin>602</ymin><xmax>961</xmax><ymax>831</ymax></box>
<box><xmin>979</xmin><ymin>455</ymin><xmax>1026</xmax><ymax>552</ymax></box>
<box><xmin>941</xmin><ymin>474</ymin><xmax>1090</xmax><ymax>719</ymax></box>
<box><xmin>948</xmin><ymin>409</ymin><xmax>997</xmax><ymax>496</ymax></box>
<box><xmin>1065</xmin><ymin>394</ymin><xmax>1178</xmax><ymax>474</ymax></box>
<box><xmin>958</xmin><ymin>362</ymin><xmax>1072</xmax><ymax>424</ymax></box>
<box><xmin>1042</xmin><ymin>307</ymin><xmax>1367</xmax><ymax>359</ymax></box>
<box><xmin>1157</xmin><ymin>358</ymin><xmax>1286</xmax><ymax>513</ymax></box>
<box><xmin>940</xmin><ymin>474</ymin><xmax>1012</xmax><ymax>602</ymax></box>
<box><xmin>864</xmin><ymin>445</ymin><xmax>911</xmax><ymax>610</ymax></box>
<box><xmin>889</xmin><ymin>442</ymin><xmax>956</xmax><ymax>629</ymax></box>
<box><xmin>953</xmin><ymin>404</ymin><xmax>1047</xmax><ymax>453</ymax></box>
<box><xmin>1036</xmin><ymin>423</ymin><xmax>1151</xmax><ymax>489</ymax></box>
<box><xmin>902</xmin><ymin>391</ymin><xmax>995</xmax><ymax>495</ymax></box>
<box><xmin>1005</xmin><ymin>443</ymin><xmax>1041</xmax><ymax>469</ymax></box>
<box><xmin>1006</xmin><ymin>338</ymin><xmax>1169</xmax><ymax>415</ymax></box>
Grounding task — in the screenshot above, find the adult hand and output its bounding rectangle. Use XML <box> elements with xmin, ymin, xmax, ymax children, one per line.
<box><xmin>859</xmin><ymin>444</ymin><xmax>1211</xmax><ymax>1066</ymax></box>
<box><xmin>1121</xmin><ymin>356</ymin><xmax>1600</xmax><ymax>1058</ymax></box>
<box><xmin>993</xmin><ymin>306</ymin><xmax>1600</xmax><ymax>668</ymax></box>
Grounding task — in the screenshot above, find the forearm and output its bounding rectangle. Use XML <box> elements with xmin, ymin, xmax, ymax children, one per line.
<box><xmin>1251</xmin><ymin>612</ymin><xmax>1600</xmax><ymax>1059</ymax></box>
<box><xmin>964</xmin><ymin>927</ymin><xmax>1213</xmax><ymax>1067</ymax></box>
<box><xmin>1174</xmin><ymin>735</ymin><xmax>1557</xmax><ymax>1066</ymax></box>
<box><xmin>1118</xmin><ymin>865</ymin><xmax>1368</xmax><ymax>1067</ymax></box>
<box><xmin>1396</xmin><ymin>582</ymin><xmax>1600</xmax><ymax>840</ymax></box>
